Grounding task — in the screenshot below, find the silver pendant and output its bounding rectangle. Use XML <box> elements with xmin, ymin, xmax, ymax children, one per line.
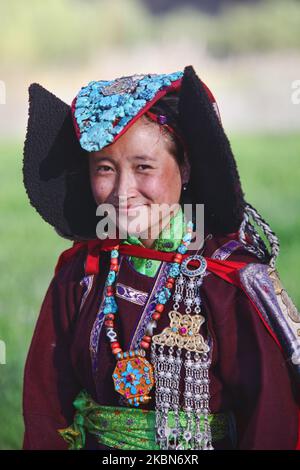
<box><xmin>151</xmin><ymin>254</ymin><xmax>213</xmax><ymax>450</ymax></box>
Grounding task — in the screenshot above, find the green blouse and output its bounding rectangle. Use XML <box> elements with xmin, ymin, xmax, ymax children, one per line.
<box><xmin>122</xmin><ymin>206</ymin><xmax>186</xmax><ymax>277</ymax></box>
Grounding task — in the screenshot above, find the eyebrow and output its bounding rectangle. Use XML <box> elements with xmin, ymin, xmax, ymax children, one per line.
<box><xmin>92</xmin><ymin>155</ymin><xmax>157</xmax><ymax>163</ymax></box>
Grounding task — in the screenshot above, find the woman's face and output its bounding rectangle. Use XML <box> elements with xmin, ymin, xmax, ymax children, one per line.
<box><xmin>88</xmin><ymin>117</ymin><xmax>184</xmax><ymax>242</ymax></box>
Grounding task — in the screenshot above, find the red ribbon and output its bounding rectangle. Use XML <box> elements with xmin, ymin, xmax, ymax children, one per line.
<box><xmin>55</xmin><ymin>238</ymin><xmax>245</xmax><ymax>288</ymax></box>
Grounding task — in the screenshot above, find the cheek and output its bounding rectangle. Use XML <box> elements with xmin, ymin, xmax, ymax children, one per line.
<box><xmin>89</xmin><ymin>174</ymin><xmax>113</xmax><ymax>204</ymax></box>
<box><xmin>142</xmin><ymin>167</ymin><xmax>181</xmax><ymax>202</ymax></box>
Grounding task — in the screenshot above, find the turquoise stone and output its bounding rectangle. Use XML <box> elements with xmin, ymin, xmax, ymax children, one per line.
<box><xmin>73</xmin><ymin>71</ymin><xmax>184</xmax><ymax>152</ymax></box>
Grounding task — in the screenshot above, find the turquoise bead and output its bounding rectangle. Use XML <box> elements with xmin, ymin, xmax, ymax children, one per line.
<box><xmin>106</xmin><ymin>271</ymin><xmax>116</xmax><ymax>284</ymax></box>
<box><xmin>74</xmin><ymin>71</ymin><xmax>184</xmax><ymax>152</ymax></box>
<box><xmin>183</xmin><ymin>233</ymin><xmax>192</xmax><ymax>242</ymax></box>
<box><xmin>169</xmin><ymin>263</ymin><xmax>180</xmax><ymax>277</ymax></box>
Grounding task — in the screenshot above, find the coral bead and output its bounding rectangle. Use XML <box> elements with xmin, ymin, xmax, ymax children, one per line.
<box><xmin>112</xmin><ymin>348</ymin><xmax>122</xmax><ymax>355</ymax></box>
<box><xmin>110</xmin><ymin>258</ymin><xmax>118</xmax><ymax>265</ymax></box>
<box><xmin>142</xmin><ymin>335</ymin><xmax>151</xmax><ymax>343</ymax></box>
<box><xmin>166</xmin><ymin>282</ymin><xmax>173</xmax><ymax>289</ymax></box>
<box><xmin>155</xmin><ymin>304</ymin><xmax>164</xmax><ymax>313</ymax></box>
<box><xmin>104</xmin><ymin>320</ymin><xmax>114</xmax><ymax>327</ymax></box>
<box><xmin>111</xmin><ymin>265</ymin><xmax>119</xmax><ymax>272</ymax></box>
<box><xmin>106</xmin><ymin>291</ymin><xmax>113</xmax><ymax>296</ymax></box>
<box><xmin>111</xmin><ymin>342</ymin><xmax>120</xmax><ymax>348</ymax></box>
<box><xmin>167</xmin><ymin>277</ymin><xmax>175</xmax><ymax>284</ymax></box>
<box><xmin>140</xmin><ymin>341</ymin><xmax>150</xmax><ymax>349</ymax></box>
<box><xmin>152</xmin><ymin>312</ymin><xmax>161</xmax><ymax>321</ymax></box>
<box><xmin>106</xmin><ymin>314</ymin><xmax>115</xmax><ymax>320</ymax></box>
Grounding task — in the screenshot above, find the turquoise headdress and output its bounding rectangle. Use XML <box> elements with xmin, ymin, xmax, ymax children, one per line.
<box><xmin>71</xmin><ymin>71</ymin><xmax>186</xmax><ymax>152</ymax></box>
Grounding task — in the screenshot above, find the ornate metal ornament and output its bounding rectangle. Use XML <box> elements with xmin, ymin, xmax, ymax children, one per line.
<box><xmin>152</xmin><ymin>310</ymin><xmax>210</xmax><ymax>353</ymax></box>
<box><xmin>101</xmin><ymin>74</ymin><xmax>149</xmax><ymax>96</ymax></box>
<box><xmin>112</xmin><ymin>350</ymin><xmax>154</xmax><ymax>407</ymax></box>
<box><xmin>268</xmin><ymin>267</ymin><xmax>300</xmax><ymax>324</ymax></box>
<box><xmin>151</xmin><ymin>254</ymin><xmax>213</xmax><ymax>450</ymax></box>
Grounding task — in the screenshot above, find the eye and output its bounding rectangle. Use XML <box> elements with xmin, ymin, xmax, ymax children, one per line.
<box><xmin>96</xmin><ymin>165</ymin><xmax>113</xmax><ymax>173</ymax></box>
<box><xmin>137</xmin><ymin>164</ymin><xmax>152</xmax><ymax>171</ymax></box>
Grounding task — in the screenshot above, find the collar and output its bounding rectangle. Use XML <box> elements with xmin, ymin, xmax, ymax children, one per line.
<box><xmin>123</xmin><ymin>205</ymin><xmax>186</xmax><ymax>252</ymax></box>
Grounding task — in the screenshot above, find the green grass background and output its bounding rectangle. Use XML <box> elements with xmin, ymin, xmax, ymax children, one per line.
<box><xmin>0</xmin><ymin>134</ymin><xmax>299</xmax><ymax>449</ymax></box>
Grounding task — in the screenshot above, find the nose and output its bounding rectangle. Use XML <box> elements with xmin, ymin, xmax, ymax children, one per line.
<box><xmin>114</xmin><ymin>170</ymin><xmax>137</xmax><ymax>205</ymax></box>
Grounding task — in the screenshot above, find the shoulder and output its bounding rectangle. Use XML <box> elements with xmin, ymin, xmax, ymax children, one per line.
<box><xmin>237</xmin><ymin>256</ymin><xmax>300</xmax><ymax>373</ymax></box>
<box><xmin>54</xmin><ymin>241</ymin><xmax>88</xmax><ymax>285</ymax></box>
<box><xmin>203</xmin><ymin>231</ymin><xmax>265</xmax><ymax>265</ymax></box>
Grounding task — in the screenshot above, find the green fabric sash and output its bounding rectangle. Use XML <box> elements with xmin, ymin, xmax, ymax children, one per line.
<box><xmin>123</xmin><ymin>206</ymin><xmax>186</xmax><ymax>277</ymax></box>
<box><xmin>58</xmin><ymin>390</ymin><xmax>232</xmax><ymax>450</ymax></box>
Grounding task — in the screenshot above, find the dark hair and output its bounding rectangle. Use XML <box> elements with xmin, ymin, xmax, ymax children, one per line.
<box><xmin>142</xmin><ymin>91</ymin><xmax>194</xmax><ymax>219</ymax></box>
<box><xmin>142</xmin><ymin>91</ymin><xmax>186</xmax><ymax>167</ymax></box>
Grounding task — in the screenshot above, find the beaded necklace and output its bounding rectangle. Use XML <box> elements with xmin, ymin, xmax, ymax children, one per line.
<box><xmin>103</xmin><ymin>220</ymin><xmax>194</xmax><ymax>407</ymax></box>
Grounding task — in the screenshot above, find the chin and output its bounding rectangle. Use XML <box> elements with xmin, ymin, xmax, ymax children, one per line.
<box><xmin>117</xmin><ymin>218</ymin><xmax>151</xmax><ymax>239</ymax></box>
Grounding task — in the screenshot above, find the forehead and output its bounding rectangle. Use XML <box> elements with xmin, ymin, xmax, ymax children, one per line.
<box><xmin>89</xmin><ymin>117</ymin><xmax>169</xmax><ymax>160</ymax></box>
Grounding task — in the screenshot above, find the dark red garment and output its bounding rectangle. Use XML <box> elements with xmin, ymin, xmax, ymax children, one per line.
<box><xmin>22</xmin><ymin>234</ymin><xmax>299</xmax><ymax>450</ymax></box>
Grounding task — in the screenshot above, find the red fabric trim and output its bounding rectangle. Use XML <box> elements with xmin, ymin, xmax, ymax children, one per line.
<box><xmin>54</xmin><ymin>241</ymin><xmax>86</xmax><ymax>275</ymax></box>
<box><xmin>85</xmin><ymin>238</ymin><xmax>119</xmax><ymax>275</ymax></box>
<box><xmin>54</xmin><ymin>239</ymin><xmax>245</xmax><ymax>285</ymax></box>
<box><xmin>81</xmin><ymin>239</ymin><xmax>246</xmax><ymax>288</ymax></box>
<box><xmin>297</xmin><ymin>405</ymin><xmax>300</xmax><ymax>450</ymax></box>
<box><xmin>70</xmin><ymin>74</ymin><xmax>221</xmax><ymax>149</ymax></box>
<box><xmin>145</xmin><ymin>110</ymin><xmax>188</xmax><ymax>154</ymax></box>
<box><xmin>239</xmin><ymin>283</ymin><xmax>282</xmax><ymax>350</ymax></box>
<box><xmin>71</xmin><ymin>96</ymin><xmax>81</xmax><ymax>140</ymax></box>
<box><xmin>201</xmin><ymin>81</ymin><xmax>217</xmax><ymax>105</ymax></box>
<box><xmin>111</xmin><ymin>78</ymin><xmax>183</xmax><ymax>145</ymax></box>
<box><xmin>201</xmin><ymin>80</ymin><xmax>222</xmax><ymax>125</ymax></box>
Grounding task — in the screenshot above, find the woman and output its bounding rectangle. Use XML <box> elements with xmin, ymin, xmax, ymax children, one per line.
<box><xmin>22</xmin><ymin>66</ymin><xmax>300</xmax><ymax>450</ymax></box>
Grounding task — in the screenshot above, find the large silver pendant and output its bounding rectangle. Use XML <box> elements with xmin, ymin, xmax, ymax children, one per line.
<box><xmin>151</xmin><ymin>255</ymin><xmax>213</xmax><ymax>450</ymax></box>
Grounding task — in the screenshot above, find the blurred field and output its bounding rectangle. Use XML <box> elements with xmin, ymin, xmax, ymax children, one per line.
<box><xmin>0</xmin><ymin>134</ymin><xmax>299</xmax><ymax>449</ymax></box>
<box><xmin>1</xmin><ymin>0</ymin><xmax>300</xmax><ymax>66</ymax></box>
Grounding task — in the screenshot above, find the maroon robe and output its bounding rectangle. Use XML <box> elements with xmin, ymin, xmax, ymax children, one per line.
<box><xmin>22</xmin><ymin>233</ymin><xmax>299</xmax><ymax>450</ymax></box>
